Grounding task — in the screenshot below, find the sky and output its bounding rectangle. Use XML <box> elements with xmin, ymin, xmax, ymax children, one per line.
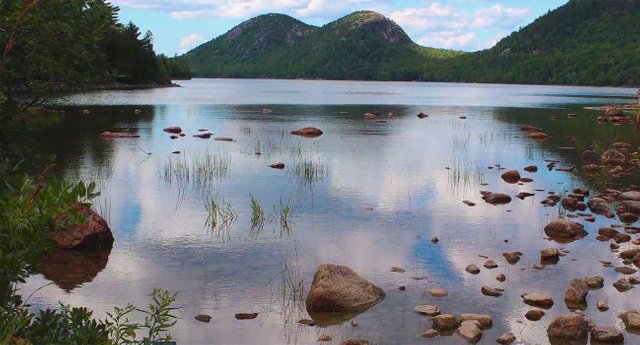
<box><xmin>111</xmin><ymin>0</ymin><xmax>569</xmax><ymax>56</ymax></box>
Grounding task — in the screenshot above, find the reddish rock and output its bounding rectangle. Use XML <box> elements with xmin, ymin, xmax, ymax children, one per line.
<box><xmin>193</xmin><ymin>133</ymin><xmax>212</xmax><ymax>139</ymax></box>
<box><xmin>269</xmin><ymin>163</ymin><xmax>285</xmax><ymax>169</ymax></box>
<box><xmin>291</xmin><ymin>127</ymin><xmax>323</xmax><ymax>138</ymax></box>
<box><xmin>52</xmin><ymin>208</ymin><xmax>114</xmax><ymax>250</ymax></box>
<box><xmin>214</xmin><ymin>137</ymin><xmax>234</xmax><ymax>142</ymax></box>
<box><xmin>163</xmin><ymin>126</ymin><xmax>182</xmax><ymax>134</ymax></box>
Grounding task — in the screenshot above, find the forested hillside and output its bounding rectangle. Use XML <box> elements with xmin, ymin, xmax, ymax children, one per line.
<box><xmin>183</xmin><ymin>11</ymin><xmax>462</xmax><ymax>81</ymax></box>
<box><xmin>0</xmin><ymin>0</ymin><xmax>190</xmax><ymax>103</ymax></box>
<box><xmin>182</xmin><ymin>0</ymin><xmax>640</xmax><ymax>86</ymax></box>
<box><xmin>430</xmin><ymin>0</ymin><xmax>640</xmax><ymax>85</ymax></box>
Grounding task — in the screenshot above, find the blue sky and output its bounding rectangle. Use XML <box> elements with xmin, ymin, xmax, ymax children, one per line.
<box><xmin>112</xmin><ymin>0</ymin><xmax>568</xmax><ymax>56</ymax></box>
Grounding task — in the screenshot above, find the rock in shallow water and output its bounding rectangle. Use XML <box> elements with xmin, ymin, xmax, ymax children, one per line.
<box><xmin>305</xmin><ymin>264</ymin><xmax>385</xmax><ymax>325</ymax></box>
<box><xmin>619</xmin><ymin>310</ymin><xmax>640</xmax><ymax>332</ymax></box>
<box><xmin>414</xmin><ymin>305</ymin><xmax>440</xmax><ymax>316</ymax></box>
<box><xmin>547</xmin><ymin>314</ymin><xmax>589</xmax><ymax>340</ymax></box>
<box><xmin>432</xmin><ymin>314</ymin><xmax>460</xmax><ymax>332</ymax></box>
<box><xmin>544</xmin><ymin>219</ymin><xmax>588</xmax><ymax>243</ymax></box>
<box><xmin>497</xmin><ymin>332</ymin><xmax>516</xmax><ymax>344</ymax></box>
<box><xmin>590</xmin><ymin>326</ymin><xmax>624</xmax><ymax>343</ymax></box>
<box><xmin>457</xmin><ymin>320</ymin><xmax>483</xmax><ymax>343</ymax></box>
<box><xmin>52</xmin><ymin>208</ymin><xmax>114</xmax><ymax>250</ymax></box>
<box><xmin>522</xmin><ymin>292</ymin><xmax>554</xmax><ymax>309</ymax></box>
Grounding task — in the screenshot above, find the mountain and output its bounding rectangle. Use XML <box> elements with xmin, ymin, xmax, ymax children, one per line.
<box><xmin>182</xmin><ymin>1</ymin><xmax>640</xmax><ymax>86</ymax></box>
<box><xmin>430</xmin><ymin>0</ymin><xmax>640</xmax><ymax>85</ymax></box>
<box><xmin>182</xmin><ymin>11</ymin><xmax>462</xmax><ymax>80</ymax></box>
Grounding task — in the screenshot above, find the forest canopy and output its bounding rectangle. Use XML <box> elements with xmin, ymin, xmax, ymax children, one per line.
<box><xmin>0</xmin><ymin>0</ymin><xmax>190</xmax><ymax>103</ymax></box>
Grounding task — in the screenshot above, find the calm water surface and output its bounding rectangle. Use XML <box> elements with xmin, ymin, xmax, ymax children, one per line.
<box><xmin>20</xmin><ymin>79</ymin><xmax>640</xmax><ymax>344</ymax></box>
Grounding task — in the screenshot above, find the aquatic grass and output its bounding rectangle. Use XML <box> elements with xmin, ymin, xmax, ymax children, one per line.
<box><xmin>160</xmin><ymin>153</ymin><xmax>190</xmax><ymax>186</ymax></box>
<box><xmin>204</xmin><ymin>197</ymin><xmax>237</xmax><ymax>237</ymax></box>
<box><xmin>250</xmin><ymin>194</ymin><xmax>266</xmax><ymax>233</ymax></box>
<box><xmin>293</xmin><ymin>159</ymin><xmax>327</xmax><ymax>187</ymax></box>
<box><xmin>275</xmin><ymin>198</ymin><xmax>293</xmax><ymax>236</ymax></box>
<box><xmin>159</xmin><ymin>149</ymin><xmax>231</xmax><ymax>190</ymax></box>
<box><xmin>192</xmin><ymin>149</ymin><xmax>231</xmax><ymax>186</ymax></box>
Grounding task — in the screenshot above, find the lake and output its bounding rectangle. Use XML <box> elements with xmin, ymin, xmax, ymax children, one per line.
<box><xmin>20</xmin><ymin>79</ymin><xmax>640</xmax><ymax>344</ymax></box>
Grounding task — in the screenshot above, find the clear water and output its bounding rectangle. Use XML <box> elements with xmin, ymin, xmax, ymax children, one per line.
<box><xmin>20</xmin><ymin>79</ymin><xmax>640</xmax><ymax>344</ymax></box>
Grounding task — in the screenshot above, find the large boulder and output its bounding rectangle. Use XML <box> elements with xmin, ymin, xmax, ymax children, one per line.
<box><xmin>547</xmin><ymin>314</ymin><xmax>589</xmax><ymax>340</ymax></box>
<box><xmin>52</xmin><ymin>208</ymin><xmax>114</xmax><ymax>250</ymax></box>
<box><xmin>305</xmin><ymin>264</ymin><xmax>385</xmax><ymax>324</ymax></box>
<box><xmin>544</xmin><ymin>219</ymin><xmax>588</xmax><ymax>242</ymax></box>
<box><xmin>602</xmin><ymin>149</ymin><xmax>626</xmax><ymax>166</ymax></box>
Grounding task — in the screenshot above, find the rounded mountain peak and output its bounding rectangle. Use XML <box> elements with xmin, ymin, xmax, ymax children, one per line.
<box><xmin>331</xmin><ymin>10</ymin><xmax>412</xmax><ymax>44</ymax></box>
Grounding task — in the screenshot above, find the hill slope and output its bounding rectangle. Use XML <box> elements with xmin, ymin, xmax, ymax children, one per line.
<box><xmin>182</xmin><ymin>11</ymin><xmax>461</xmax><ymax>80</ymax></box>
<box><xmin>183</xmin><ymin>1</ymin><xmax>640</xmax><ymax>86</ymax></box>
<box><xmin>431</xmin><ymin>0</ymin><xmax>640</xmax><ymax>85</ymax></box>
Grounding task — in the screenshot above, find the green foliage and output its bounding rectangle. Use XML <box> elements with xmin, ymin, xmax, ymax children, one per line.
<box><xmin>0</xmin><ymin>1</ymin><xmax>170</xmax><ymax>102</ymax></box>
<box><xmin>0</xmin><ymin>289</ymin><xmax>178</xmax><ymax>345</ymax></box>
<box><xmin>158</xmin><ymin>55</ymin><xmax>192</xmax><ymax>80</ymax></box>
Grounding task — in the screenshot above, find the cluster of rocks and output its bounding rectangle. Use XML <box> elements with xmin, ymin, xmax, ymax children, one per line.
<box><xmin>597</xmin><ymin>106</ymin><xmax>638</xmax><ymax>124</ymax></box>
<box><xmin>581</xmin><ymin>142</ymin><xmax>640</xmax><ymax>178</ymax></box>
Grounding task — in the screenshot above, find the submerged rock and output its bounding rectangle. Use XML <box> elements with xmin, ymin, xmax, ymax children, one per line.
<box><xmin>428</xmin><ymin>288</ymin><xmax>448</xmax><ymax>297</ymax></box>
<box><xmin>305</xmin><ymin>264</ymin><xmax>385</xmax><ymax>324</ymax></box>
<box><xmin>503</xmin><ymin>252</ymin><xmax>522</xmax><ymax>265</ymax></box>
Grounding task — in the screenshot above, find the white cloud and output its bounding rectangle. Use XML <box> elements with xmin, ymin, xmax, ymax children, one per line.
<box><xmin>178</xmin><ymin>33</ymin><xmax>206</xmax><ymax>53</ymax></box>
<box><xmin>390</xmin><ymin>2</ymin><xmax>530</xmax><ymax>50</ymax></box>
<box><xmin>418</xmin><ymin>31</ymin><xmax>476</xmax><ymax>49</ymax></box>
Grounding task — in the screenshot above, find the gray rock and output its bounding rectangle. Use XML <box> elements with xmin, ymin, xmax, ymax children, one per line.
<box><xmin>305</xmin><ymin>264</ymin><xmax>385</xmax><ymax>320</ymax></box>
